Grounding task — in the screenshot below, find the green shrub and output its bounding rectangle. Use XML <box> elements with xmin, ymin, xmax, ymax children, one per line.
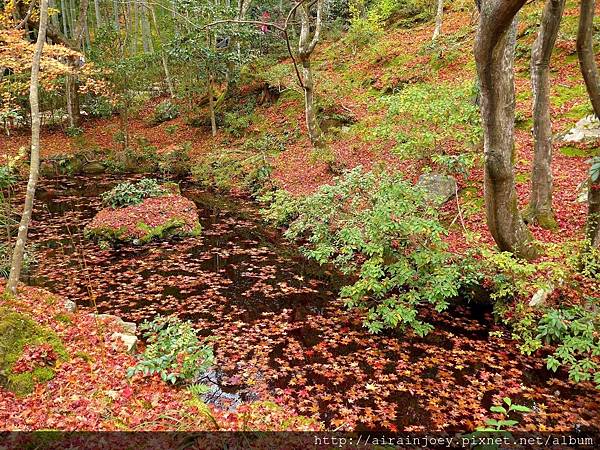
<box><xmin>508</xmin><ymin>301</ymin><xmax>600</xmax><ymax>387</ymax></box>
<box><xmin>101</xmin><ymin>178</ymin><xmax>167</xmax><ymax>208</ymax></box>
<box><xmin>284</xmin><ymin>167</ymin><xmax>460</xmax><ymax>336</ymax></box>
<box><xmin>65</xmin><ymin>126</ymin><xmax>84</xmax><ymax>137</ymax></box>
<box><xmin>0</xmin><ymin>165</ymin><xmax>17</xmax><ymax>189</ymax></box>
<box><xmin>84</xmin><ymin>96</ymin><xmax>115</xmax><ymax>118</ymax></box>
<box><xmin>151</xmin><ymin>100</ymin><xmax>179</xmax><ymax>125</ymax></box>
<box><xmin>223</xmin><ymin>111</ymin><xmax>252</xmax><ymax>138</ymax></box>
<box><xmin>158</xmin><ymin>142</ymin><xmax>192</xmax><ymax>177</ymax></box>
<box><xmin>375</xmin><ymin>82</ymin><xmax>481</xmax><ymax>159</ymax></box>
<box><xmin>0</xmin><ymin>244</ymin><xmax>35</xmax><ymax>279</ymax></box>
<box><xmin>192</xmin><ymin>148</ymin><xmax>273</xmax><ymax>194</ymax></box>
<box><xmin>259</xmin><ymin>190</ymin><xmax>300</xmax><ymax>227</ymax></box>
<box><xmin>127</xmin><ymin>315</ymin><xmax>214</xmax><ymax>384</ymax></box>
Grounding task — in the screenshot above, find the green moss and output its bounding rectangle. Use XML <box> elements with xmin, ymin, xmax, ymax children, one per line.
<box><xmin>137</xmin><ymin>218</ymin><xmax>201</xmax><ymax>244</ymax></box>
<box><xmin>551</xmin><ymin>83</ymin><xmax>587</xmax><ymax>108</ymax></box>
<box><xmin>0</xmin><ymin>307</ymin><xmax>68</xmax><ymax>396</ymax></box>
<box><xmin>84</xmin><ymin>225</ymin><xmax>127</xmax><ymax>243</ymax></box>
<box><xmin>564</xmin><ymin>102</ymin><xmax>593</xmax><ymax>120</ymax></box>
<box><xmin>54</xmin><ymin>313</ymin><xmax>73</xmax><ymax>324</ymax></box>
<box><xmin>73</xmin><ymin>351</ymin><xmax>92</xmax><ymax>362</ymax></box>
<box><xmin>560</xmin><ymin>146</ymin><xmax>600</xmax><ymax>158</ymax></box>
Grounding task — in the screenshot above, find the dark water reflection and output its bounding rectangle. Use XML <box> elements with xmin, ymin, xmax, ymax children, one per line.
<box><xmin>22</xmin><ymin>175</ymin><xmax>600</xmax><ymax>432</ymax></box>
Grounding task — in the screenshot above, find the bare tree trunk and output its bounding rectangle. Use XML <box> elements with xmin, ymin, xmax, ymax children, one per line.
<box><xmin>474</xmin><ymin>0</ymin><xmax>536</xmax><ymax>259</ymax></box>
<box><xmin>526</xmin><ymin>0</ymin><xmax>565</xmax><ymax>229</ymax></box>
<box><xmin>6</xmin><ymin>0</ymin><xmax>49</xmax><ymax>295</ymax></box>
<box><xmin>148</xmin><ymin>4</ymin><xmax>174</xmax><ymax>97</ymax></box>
<box><xmin>298</xmin><ymin>0</ymin><xmax>324</xmax><ymax>147</ymax></box>
<box><xmin>60</xmin><ymin>0</ymin><xmax>68</xmax><ymax>35</ymax></box>
<box><xmin>65</xmin><ymin>0</ymin><xmax>88</xmax><ymax>128</ymax></box>
<box><xmin>113</xmin><ymin>0</ymin><xmax>120</xmax><ymax>31</ymax></box>
<box><xmin>433</xmin><ymin>0</ymin><xmax>443</xmax><ymax>40</ymax></box>
<box><xmin>141</xmin><ymin>0</ymin><xmax>153</xmax><ymax>53</ymax></box>
<box><xmin>94</xmin><ymin>0</ymin><xmax>102</xmax><ymax>28</ymax></box>
<box><xmin>578</xmin><ymin>0</ymin><xmax>600</xmax><ymax>248</ymax></box>
<box><xmin>50</xmin><ymin>0</ymin><xmax>60</xmax><ymax>29</ymax></box>
<box><xmin>208</xmin><ymin>73</ymin><xmax>217</xmax><ymax>137</ymax></box>
<box><xmin>300</xmin><ymin>57</ymin><xmax>321</xmax><ymax>146</ymax></box>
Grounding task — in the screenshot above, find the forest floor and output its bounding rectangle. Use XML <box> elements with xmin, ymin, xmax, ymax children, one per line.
<box><xmin>1</xmin><ymin>0</ymin><xmax>600</xmax><ymax>435</ymax></box>
<box><xmin>1</xmin><ymin>3</ymin><xmax>598</xmax><ymax>252</ymax></box>
<box><xmin>0</xmin><ymin>284</ymin><xmax>319</xmax><ymax>433</ymax></box>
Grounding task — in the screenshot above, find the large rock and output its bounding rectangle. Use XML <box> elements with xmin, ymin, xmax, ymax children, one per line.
<box><xmin>111</xmin><ymin>332</ymin><xmax>138</xmax><ymax>353</ymax></box>
<box><xmin>93</xmin><ymin>314</ymin><xmax>137</xmax><ymax>335</ymax></box>
<box><xmin>561</xmin><ymin>115</ymin><xmax>600</xmax><ymax>143</ymax></box>
<box><xmin>417</xmin><ymin>173</ymin><xmax>457</xmax><ymax>205</ymax></box>
<box><xmin>81</xmin><ymin>161</ymin><xmax>106</xmax><ymax>174</ymax></box>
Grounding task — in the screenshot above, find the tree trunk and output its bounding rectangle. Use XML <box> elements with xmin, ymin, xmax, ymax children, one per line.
<box><xmin>65</xmin><ymin>0</ymin><xmax>88</xmax><ymax>128</ymax></box>
<box><xmin>474</xmin><ymin>0</ymin><xmax>536</xmax><ymax>259</ymax></box>
<box><xmin>578</xmin><ymin>0</ymin><xmax>600</xmax><ymax>248</ymax></box>
<box><xmin>433</xmin><ymin>0</ymin><xmax>443</xmax><ymax>40</ymax></box>
<box><xmin>113</xmin><ymin>0</ymin><xmax>120</xmax><ymax>31</ymax></box>
<box><xmin>301</xmin><ymin>57</ymin><xmax>322</xmax><ymax>147</ymax></box>
<box><xmin>297</xmin><ymin>0</ymin><xmax>324</xmax><ymax>147</ymax></box>
<box><xmin>207</xmin><ymin>74</ymin><xmax>217</xmax><ymax>137</ymax></box>
<box><xmin>149</xmin><ymin>4</ymin><xmax>174</xmax><ymax>97</ymax></box>
<box><xmin>94</xmin><ymin>0</ymin><xmax>102</xmax><ymax>28</ymax></box>
<box><xmin>6</xmin><ymin>0</ymin><xmax>49</xmax><ymax>295</ymax></box>
<box><xmin>527</xmin><ymin>0</ymin><xmax>565</xmax><ymax>229</ymax></box>
<box><xmin>60</xmin><ymin>0</ymin><xmax>68</xmax><ymax>35</ymax></box>
<box><xmin>141</xmin><ymin>0</ymin><xmax>153</xmax><ymax>53</ymax></box>
<box><xmin>50</xmin><ymin>0</ymin><xmax>60</xmax><ymax>29</ymax></box>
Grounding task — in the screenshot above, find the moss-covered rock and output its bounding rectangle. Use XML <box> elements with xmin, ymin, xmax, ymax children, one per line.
<box><xmin>0</xmin><ymin>307</ymin><xmax>68</xmax><ymax>396</ymax></box>
<box><xmin>84</xmin><ymin>195</ymin><xmax>202</xmax><ymax>246</ymax></box>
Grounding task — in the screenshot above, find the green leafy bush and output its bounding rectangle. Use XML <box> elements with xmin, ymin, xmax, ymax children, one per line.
<box><xmin>375</xmin><ymin>82</ymin><xmax>481</xmax><ymax>159</ymax></box>
<box><xmin>0</xmin><ymin>244</ymin><xmax>35</xmax><ymax>279</ymax></box>
<box><xmin>534</xmin><ymin>303</ymin><xmax>600</xmax><ymax>386</ymax></box>
<box><xmin>0</xmin><ymin>165</ymin><xmax>17</xmax><ymax>189</ymax></box>
<box><xmin>259</xmin><ymin>190</ymin><xmax>300</xmax><ymax>227</ymax></box>
<box><xmin>192</xmin><ymin>148</ymin><xmax>273</xmax><ymax>194</ymax></box>
<box><xmin>284</xmin><ymin>167</ymin><xmax>460</xmax><ymax>336</ymax></box>
<box><xmin>158</xmin><ymin>142</ymin><xmax>192</xmax><ymax>177</ymax></box>
<box><xmin>223</xmin><ymin>111</ymin><xmax>252</xmax><ymax>138</ymax></box>
<box><xmin>151</xmin><ymin>100</ymin><xmax>179</xmax><ymax>125</ymax></box>
<box><xmin>101</xmin><ymin>178</ymin><xmax>167</xmax><ymax>208</ymax></box>
<box><xmin>84</xmin><ymin>96</ymin><xmax>115</xmax><ymax>118</ymax></box>
<box><xmin>127</xmin><ymin>315</ymin><xmax>214</xmax><ymax>384</ymax></box>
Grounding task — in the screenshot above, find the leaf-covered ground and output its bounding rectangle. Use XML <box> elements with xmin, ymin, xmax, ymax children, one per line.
<box><xmin>15</xmin><ymin>175</ymin><xmax>600</xmax><ymax>432</ymax></box>
<box><xmin>0</xmin><ymin>284</ymin><xmax>319</xmax><ymax>432</ymax></box>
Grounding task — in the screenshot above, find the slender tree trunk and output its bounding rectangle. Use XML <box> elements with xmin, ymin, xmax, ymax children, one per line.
<box><xmin>60</xmin><ymin>0</ymin><xmax>68</xmax><ymax>35</ymax></box>
<box><xmin>433</xmin><ymin>0</ymin><xmax>443</xmax><ymax>40</ymax></box>
<box><xmin>297</xmin><ymin>0</ymin><xmax>324</xmax><ymax>147</ymax></box>
<box><xmin>6</xmin><ymin>0</ymin><xmax>49</xmax><ymax>295</ymax></box>
<box><xmin>474</xmin><ymin>0</ymin><xmax>536</xmax><ymax>259</ymax></box>
<box><xmin>67</xmin><ymin>0</ymin><xmax>76</xmax><ymax>37</ymax></box>
<box><xmin>65</xmin><ymin>0</ymin><xmax>88</xmax><ymax>128</ymax></box>
<box><xmin>578</xmin><ymin>0</ymin><xmax>600</xmax><ymax>248</ymax></box>
<box><xmin>50</xmin><ymin>0</ymin><xmax>60</xmax><ymax>28</ymax></box>
<box><xmin>113</xmin><ymin>0</ymin><xmax>120</xmax><ymax>31</ymax></box>
<box><xmin>300</xmin><ymin>57</ymin><xmax>322</xmax><ymax>146</ymax></box>
<box><xmin>94</xmin><ymin>0</ymin><xmax>102</xmax><ymax>28</ymax></box>
<box><xmin>149</xmin><ymin>4</ymin><xmax>174</xmax><ymax>97</ymax></box>
<box><xmin>208</xmin><ymin>73</ymin><xmax>217</xmax><ymax>137</ymax></box>
<box><xmin>527</xmin><ymin>0</ymin><xmax>565</xmax><ymax>229</ymax></box>
<box><xmin>141</xmin><ymin>0</ymin><xmax>153</xmax><ymax>53</ymax></box>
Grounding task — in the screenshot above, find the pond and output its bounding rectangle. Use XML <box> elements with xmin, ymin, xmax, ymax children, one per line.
<box><xmin>22</xmin><ymin>174</ymin><xmax>600</xmax><ymax>431</ymax></box>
